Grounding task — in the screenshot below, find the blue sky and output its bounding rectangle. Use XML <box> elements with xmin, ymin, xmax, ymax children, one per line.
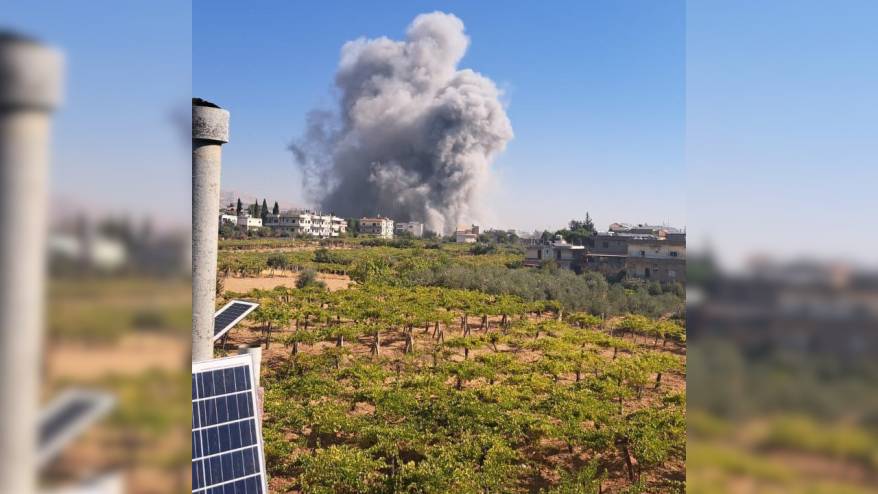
<box><xmin>687</xmin><ymin>0</ymin><xmax>877</xmax><ymax>268</ymax></box>
<box><xmin>4</xmin><ymin>1</ymin><xmax>191</xmax><ymax>228</ymax></box>
<box><xmin>6</xmin><ymin>1</ymin><xmax>871</xmax><ymax>263</ymax></box>
<box><xmin>194</xmin><ymin>0</ymin><xmax>685</xmax><ymax>233</ymax></box>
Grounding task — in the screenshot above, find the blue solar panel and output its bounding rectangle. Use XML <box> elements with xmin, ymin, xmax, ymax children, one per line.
<box><xmin>192</xmin><ymin>354</ymin><xmax>267</xmax><ymax>493</ymax></box>
<box><xmin>213</xmin><ymin>300</ymin><xmax>259</xmax><ymax>341</ymax></box>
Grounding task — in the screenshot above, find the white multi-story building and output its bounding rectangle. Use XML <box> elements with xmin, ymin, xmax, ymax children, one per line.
<box><xmin>359</xmin><ymin>217</ymin><xmax>394</xmax><ymax>238</ymax></box>
<box><xmin>264</xmin><ymin>211</ymin><xmax>347</xmax><ymax>237</ymax></box>
<box><xmin>394</xmin><ymin>221</ymin><xmax>424</xmax><ymax>238</ymax></box>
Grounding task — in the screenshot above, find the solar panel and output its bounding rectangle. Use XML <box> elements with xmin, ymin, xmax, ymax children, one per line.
<box><xmin>192</xmin><ymin>354</ymin><xmax>267</xmax><ymax>494</ymax></box>
<box><xmin>213</xmin><ymin>300</ymin><xmax>259</xmax><ymax>341</ymax></box>
<box><xmin>38</xmin><ymin>389</ymin><xmax>115</xmax><ymax>468</ymax></box>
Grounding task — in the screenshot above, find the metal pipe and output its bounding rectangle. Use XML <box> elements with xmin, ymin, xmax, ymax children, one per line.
<box><xmin>0</xmin><ymin>33</ymin><xmax>63</xmax><ymax>494</ymax></box>
<box><xmin>191</xmin><ymin>99</ymin><xmax>229</xmax><ymax>362</ymax></box>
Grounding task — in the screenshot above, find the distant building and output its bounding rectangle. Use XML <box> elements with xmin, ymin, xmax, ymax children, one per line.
<box><xmin>609</xmin><ymin>222</ymin><xmax>681</xmax><ymax>236</ymax></box>
<box><xmin>622</xmin><ymin>233</ymin><xmax>685</xmax><ymax>283</ymax></box>
<box><xmin>236</xmin><ymin>213</ymin><xmax>262</xmax><ymax>231</ymax></box>
<box><xmin>263</xmin><ymin>211</ymin><xmax>347</xmax><ymax>237</ymax></box>
<box><xmin>454</xmin><ymin>225</ymin><xmax>479</xmax><ymax>243</ymax></box>
<box><xmin>219</xmin><ymin>213</ymin><xmax>238</xmax><ymax>226</ymax></box>
<box><xmin>359</xmin><ymin>216</ymin><xmax>394</xmax><ymax>238</ymax></box>
<box><xmin>49</xmin><ymin>233</ymin><xmax>127</xmax><ymax>271</ymax></box>
<box><xmin>586</xmin><ymin>224</ymin><xmax>685</xmax><ymax>283</ymax></box>
<box><xmin>524</xmin><ymin>236</ymin><xmax>586</xmax><ymax>271</ymax></box>
<box><xmin>526</xmin><ymin>223</ymin><xmax>686</xmax><ymax>283</ymax></box>
<box><xmin>394</xmin><ymin>221</ymin><xmax>424</xmax><ymax>238</ymax></box>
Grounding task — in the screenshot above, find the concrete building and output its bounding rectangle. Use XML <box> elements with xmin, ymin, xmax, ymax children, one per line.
<box><xmin>236</xmin><ymin>213</ymin><xmax>262</xmax><ymax>231</ymax></box>
<box><xmin>585</xmin><ymin>225</ymin><xmax>686</xmax><ymax>283</ymax></box>
<box><xmin>583</xmin><ymin>231</ymin><xmax>630</xmax><ymax>279</ymax></box>
<box><xmin>454</xmin><ymin>225</ymin><xmax>480</xmax><ymax>243</ymax></box>
<box><xmin>525</xmin><ymin>223</ymin><xmax>686</xmax><ymax>283</ymax></box>
<box><xmin>263</xmin><ymin>211</ymin><xmax>347</xmax><ymax>237</ymax></box>
<box><xmin>623</xmin><ymin>233</ymin><xmax>685</xmax><ymax>283</ymax></box>
<box><xmin>359</xmin><ymin>216</ymin><xmax>394</xmax><ymax>238</ymax></box>
<box><xmin>394</xmin><ymin>221</ymin><xmax>424</xmax><ymax>238</ymax></box>
<box><xmin>219</xmin><ymin>213</ymin><xmax>238</xmax><ymax>226</ymax></box>
<box><xmin>524</xmin><ymin>236</ymin><xmax>586</xmax><ymax>271</ymax></box>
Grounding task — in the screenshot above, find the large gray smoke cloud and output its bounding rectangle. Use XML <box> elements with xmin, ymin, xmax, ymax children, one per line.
<box><xmin>290</xmin><ymin>12</ymin><xmax>513</xmax><ymax>234</ymax></box>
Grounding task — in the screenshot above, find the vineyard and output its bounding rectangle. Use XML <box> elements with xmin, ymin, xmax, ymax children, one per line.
<box><xmin>220</xmin><ymin>241</ymin><xmax>686</xmax><ymax>493</ymax></box>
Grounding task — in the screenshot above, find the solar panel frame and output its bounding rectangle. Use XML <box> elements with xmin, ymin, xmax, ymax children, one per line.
<box><xmin>213</xmin><ymin>300</ymin><xmax>259</xmax><ymax>341</ymax></box>
<box><xmin>192</xmin><ymin>353</ymin><xmax>268</xmax><ymax>494</ymax></box>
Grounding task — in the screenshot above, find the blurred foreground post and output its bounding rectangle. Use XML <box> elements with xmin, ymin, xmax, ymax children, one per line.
<box><xmin>191</xmin><ymin>99</ymin><xmax>229</xmax><ymax>362</ymax></box>
<box><xmin>0</xmin><ymin>34</ymin><xmax>63</xmax><ymax>493</ymax></box>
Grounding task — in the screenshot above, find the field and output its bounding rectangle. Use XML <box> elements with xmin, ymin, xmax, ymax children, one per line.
<box><xmin>219</xmin><ymin>238</ymin><xmax>686</xmax><ymax>493</ymax></box>
<box><xmin>45</xmin><ymin>278</ymin><xmax>190</xmax><ymax>493</ymax></box>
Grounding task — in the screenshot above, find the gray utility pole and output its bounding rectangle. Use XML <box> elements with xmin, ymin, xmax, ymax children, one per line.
<box><xmin>192</xmin><ymin>99</ymin><xmax>229</xmax><ymax>362</ymax></box>
<box><xmin>0</xmin><ymin>33</ymin><xmax>63</xmax><ymax>493</ymax></box>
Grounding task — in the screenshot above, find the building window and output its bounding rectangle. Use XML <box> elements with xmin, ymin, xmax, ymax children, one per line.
<box><xmin>668</xmin><ymin>270</ymin><xmax>676</xmax><ymax>278</ymax></box>
<box><xmin>640</xmin><ymin>250</ymin><xmax>646</xmax><ymax>257</ymax></box>
<box><xmin>602</xmin><ymin>241</ymin><xmax>609</xmax><ymax>248</ymax></box>
<box><xmin>670</xmin><ymin>251</ymin><xmax>678</xmax><ymax>257</ymax></box>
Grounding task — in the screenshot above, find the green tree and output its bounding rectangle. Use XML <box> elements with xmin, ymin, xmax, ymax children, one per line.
<box><xmin>272</xmin><ymin>201</ymin><xmax>280</xmax><ymax>215</ymax></box>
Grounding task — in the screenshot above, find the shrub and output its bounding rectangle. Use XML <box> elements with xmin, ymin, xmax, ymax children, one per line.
<box><xmin>470</xmin><ymin>243</ymin><xmax>496</xmax><ymax>255</ymax></box>
<box><xmin>267</xmin><ymin>254</ymin><xmax>288</xmax><ymax>271</ymax></box>
<box><xmin>296</xmin><ymin>268</ymin><xmax>326</xmax><ymax>290</ymax></box>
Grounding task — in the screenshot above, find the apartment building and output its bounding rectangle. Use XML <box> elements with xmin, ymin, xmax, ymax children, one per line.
<box><xmin>359</xmin><ymin>216</ymin><xmax>394</xmax><ymax>238</ymax></box>
<box><xmin>263</xmin><ymin>211</ymin><xmax>347</xmax><ymax>237</ymax></box>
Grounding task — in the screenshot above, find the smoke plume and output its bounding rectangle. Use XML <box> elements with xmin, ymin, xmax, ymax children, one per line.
<box><xmin>290</xmin><ymin>12</ymin><xmax>513</xmax><ymax>234</ymax></box>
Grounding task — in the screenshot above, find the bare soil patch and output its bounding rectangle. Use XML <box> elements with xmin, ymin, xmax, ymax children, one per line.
<box><xmin>47</xmin><ymin>333</ymin><xmax>187</xmax><ymax>381</ymax></box>
<box><xmin>223</xmin><ymin>271</ymin><xmax>352</xmax><ymax>293</ymax></box>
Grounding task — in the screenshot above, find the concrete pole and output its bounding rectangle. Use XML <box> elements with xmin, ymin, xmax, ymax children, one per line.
<box><xmin>237</xmin><ymin>344</ymin><xmax>262</xmax><ymax>388</ymax></box>
<box><xmin>0</xmin><ymin>34</ymin><xmax>63</xmax><ymax>493</ymax></box>
<box><xmin>192</xmin><ymin>99</ymin><xmax>229</xmax><ymax>362</ymax></box>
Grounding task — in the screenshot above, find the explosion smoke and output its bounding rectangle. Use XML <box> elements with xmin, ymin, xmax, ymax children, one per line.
<box><xmin>290</xmin><ymin>12</ymin><xmax>513</xmax><ymax>234</ymax></box>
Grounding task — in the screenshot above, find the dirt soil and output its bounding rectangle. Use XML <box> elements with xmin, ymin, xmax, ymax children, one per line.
<box><xmin>47</xmin><ymin>333</ymin><xmax>187</xmax><ymax>381</ymax></box>
<box><xmin>223</xmin><ymin>271</ymin><xmax>352</xmax><ymax>293</ymax></box>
